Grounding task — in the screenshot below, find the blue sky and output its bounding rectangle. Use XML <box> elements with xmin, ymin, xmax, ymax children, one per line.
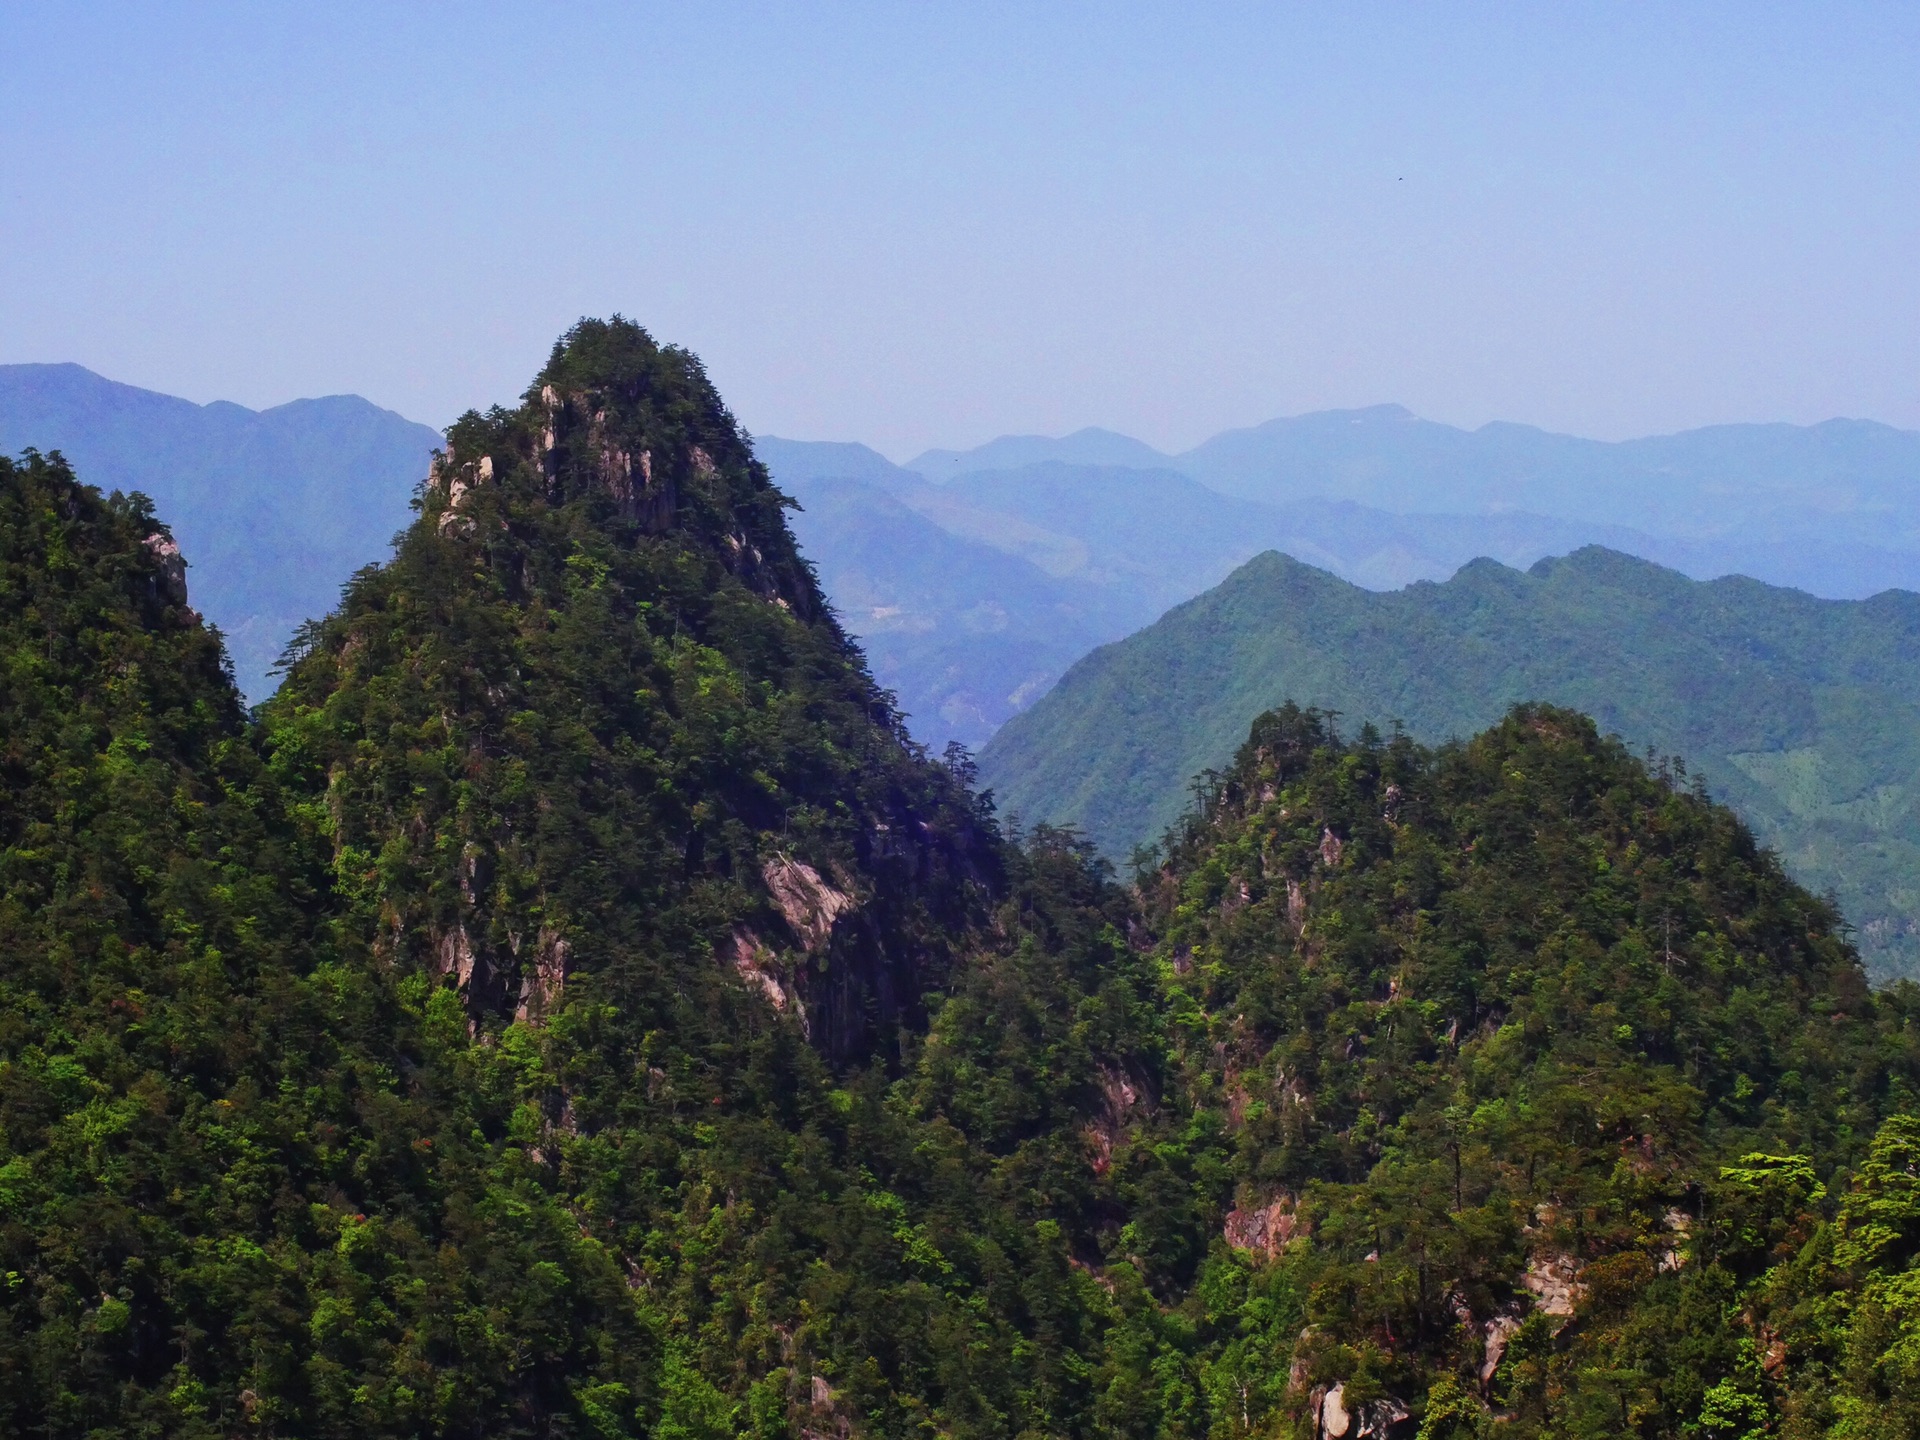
<box><xmin>2</xmin><ymin>3</ymin><xmax>1916</xmax><ymax>454</ymax></box>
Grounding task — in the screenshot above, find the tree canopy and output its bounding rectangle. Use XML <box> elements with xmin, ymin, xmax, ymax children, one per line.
<box><xmin>4</xmin><ymin>322</ymin><xmax>1920</xmax><ymax>1437</ymax></box>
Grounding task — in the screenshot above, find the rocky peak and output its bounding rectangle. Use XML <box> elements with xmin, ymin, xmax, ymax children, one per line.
<box><xmin>272</xmin><ymin>318</ymin><xmax>997</xmax><ymax>1064</ymax></box>
<box><xmin>423</xmin><ymin>316</ymin><xmax>824</xmax><ymax>618</ymax></box>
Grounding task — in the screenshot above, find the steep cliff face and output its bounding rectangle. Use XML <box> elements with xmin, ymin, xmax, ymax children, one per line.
<box><xmin>268</xmin><ymin>318</ymin><xmax>996</xmax><ymax>1064</ymax></box>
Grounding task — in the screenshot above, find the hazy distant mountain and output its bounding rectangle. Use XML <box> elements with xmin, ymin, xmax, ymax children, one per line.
<box><xmin>761</xmin><ymin>418</ymin><xmax>1920</xmax><ymax>751</ymax></box>
<box><xmin>892</xmin><ymin>406</ymin><xmax>1920</xmax><ymax>599</ymax></box>
<box><xmin>0</xmin><ymin>363</ymin><xmax>438</xmax><ymax>700</ymax></box>
<box><xmin>752</xmin><ymin>435</ymin><xmax>915</xmax><ymax>489</ymax></box>
<box><xmin>763</xmin><ymin>439</ymin><xmax>1679</xmax><ymax>747</ymax></box>
<box><xmin>783</xmin><ymin>476</ymin><xmax>1122</xmax><ymax>744</ymax></box>
<box><xmin>906</xmin><ymin>426</ymin><xmax>1172</xmax><ymax>480</ymax></box>
<box><xmin>1174</xmin><ymin>406</ymin><xmax>1920</xmax><ymax>552</ymax></box>
<box><xmin>980</xmin><ymin>545</ymin><xmax>1920</xmax><ymax>979</ymax></box>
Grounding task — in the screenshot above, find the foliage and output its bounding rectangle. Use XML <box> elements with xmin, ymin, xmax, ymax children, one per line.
<box><xmin>979</xmin><ymin>545</ymin><xmax>1920</xmax><ymax>980</ymax></box>
<box><xmin>7</xmin><ymin>325</ymin><xmax>1920</xmax><ymax>1437</ymax></box>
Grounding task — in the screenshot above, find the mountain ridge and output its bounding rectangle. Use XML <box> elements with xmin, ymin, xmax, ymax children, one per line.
<box><xmin>10</xmin><ymin>325</ymin><xmax>1920</xmax><ymax>1435</ymax></box>
<box><xmin>979</xmin><ymin>543</ymin><xmax>1920</xmax><ymax>980</ymax></box>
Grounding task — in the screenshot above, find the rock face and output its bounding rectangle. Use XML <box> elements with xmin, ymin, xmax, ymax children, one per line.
<box><xmin>143</xmin><ymin>530</ymin><xmax>188</xmax><ymax>606</ymax></box>
<box><xmin>1222</xmin><ymin>1193</ymin><xmax>1300</xmax><ymax>1260</ymax></box>
<box><xmin>1479</xmin><ymin>1314</ymin><xmax>1521</xmax><ymax>1388</ymax></box>
<box><xmin>1524</xmin><ymin>1251</ymin><xmax>1585</xmax><ymax>1319</ymax></box>
<box><xmin>763</xmin><ymin>856</ymin><xmax>856</xmax><ymax>953</ymax></box>
<box><xmin>515</xmin><ymin>927</ymin><xmax>571</xmax><ymax>1022</ymax></box>
<box><xmin>1318</xmin><ymin>825</ymin><xmax>1344</xmax><ymax>868</ymax></box>
<box><xmin>1313</xmin><ymin>1383</ymin><xmax>1412</xmax><ymax>1439</ymax></box>
<box><xmin>1084</xmin><ymin>1064</ymin><xmax>1145</xmax><ymax>1175</ymax></box>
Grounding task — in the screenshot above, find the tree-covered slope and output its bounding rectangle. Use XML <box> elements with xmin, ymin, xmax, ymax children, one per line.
<box><xmin>265</xmin><ymin>317</ymin><xmax>1002</xmax><ymax>1062</ymax></box>
<box><xmin>0</xmin><ymin>362</ymin><xmax>438</xmax><ymax>701</ymax></box>
<box><xmin>979</xmin><ymin>546</ymin><xmax>1920</xmax><ymax>979</ymax></box>
<box><xmin>12</xmin><ymin>324</ymin><xmax>1920</xmax><ymax>1439</ymax></box>
<box><xmin>0</xmin><ymin>323</ymin><xmax>1170</xmax><ymax>1438</ymax></box>
<box><xmin>1117</xmin><ymin>703</ymin><xmax>1920</xmax><ymax>1437</ymax></box>
<box><xmin>0</xmin><ymin>451</ymin><xmax>654</xmax><ymax>1436</ymax></box>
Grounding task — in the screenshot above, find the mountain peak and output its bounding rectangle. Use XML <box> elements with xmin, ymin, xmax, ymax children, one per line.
<box><xmin>906</xmin><ymin>425</ymin><xmax>1172</xmax><ymax>479</ymax></box>
<box><xmin>427</xmin><ymin>316</ymin><xmax>827</xmax><ymax>621</ymax></box>
<box><xmin>275</xmin><ymin>315</ymin><xmax>995</xmax><ymax>1055</ymax></box>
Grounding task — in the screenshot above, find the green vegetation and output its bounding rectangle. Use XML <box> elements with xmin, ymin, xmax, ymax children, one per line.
<box><xmin>6</xmin><ymin>321</ymin><xmax>1920</xmax><ymax>1437</ymax></box>
<box><xmin>980</xmin><ymin>547</ymin><xmax>1920</xmax><ymax>980</ymax></box>
<box><xmin>0</xmin><ymin>362</ymin><xmax>439</xmax><ymax>701</ymax></box>
<box><xmin>1122</xmin><ymin>701</ymin><xmax>1920</xmax><ymax>1436</ymax></box>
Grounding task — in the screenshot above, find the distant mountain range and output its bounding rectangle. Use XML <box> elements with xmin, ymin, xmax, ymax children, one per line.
<box><xmin>908</xmin><ymin>404</ymin><xmax>1920</xmax><ymax>551</ymax></box>
<box><xmin>0</xmin><ymin>363</ymin><xmax>439</xmax><ymax>700</ymax></box>
<box><xmin>978</xmin><ymin>545</ymin><xmax>1920</xmax><ymax>980</ymax></box>
<box><xmin>762</xmin><ymin>410</ymin><xmax>1920</xmax><ymax>750</ymax></box>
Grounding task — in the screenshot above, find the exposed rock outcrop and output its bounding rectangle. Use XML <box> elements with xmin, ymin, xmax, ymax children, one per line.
<box><xmin>763</xmin><ymin>856</ymin><xmax>856</xmax><ymax>953</ymax></box>
<box><xmin>1479</xmin><ymin>1313</ymin><xmax>1521</xmax><ymax>1388</ymax></box>
<box><xmin>726</xmin><ymin>925</ymin><xmax>809</xmax><ymax>1034</ymax></box>
<box><xmin>438</xmin><ymin>923</ymin><xmax>478</xmax><ymax>991</ymax></box>
<box><xmin>1523</xmin><ymin>1251</ymin><xmax>1585</xmax><ymax>1318</ymax></box>
<box><xmin>143</xmin><ymin>531</ymin><xmax>188</xmax><ymax>606</ymax></box>
<box><xmin>515</xmin><ymin>927</ymin><xmax>572</xmax><ymax>1023</ymax></box>
<box><xmin>1085</xmin><ymin>1064</ymin><xmax>1145</xmax><ymax>1175</ymax></box>
<box><xmin>1313</xmin><ymin>1383</ymin><xmax>1412</xmax><ymax>1438</ymax></box>
<box><xmin>1223</xmin><ymin>1193</ymin><xmax>1301</xmax><ymax>1260</ymax></box>
<box><xmin>1318</xmin><ymin>827</ymin><xmax>1344</xmax><ymax>868</ymax></box>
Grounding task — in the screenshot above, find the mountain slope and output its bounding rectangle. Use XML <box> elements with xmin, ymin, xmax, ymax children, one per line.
<box><xmin>0</xmin><ymin>449</ymin><xmax>675</xmax><ymax>1435</ymax></box>
<box><xmin>250</xmin><ymin>318</ymin><xmax>1192</xmax><ymax>1437</ymax></box>
<box><xmin>0</xmin><ymin>362</ymin><xmax>439</xmax><ymax>700</ymax></box>
<box><xmin>1125</xmin><ymin>703</ymin><xmax>1920</xmax><ymax>1436</ymax></box>
<box><xmin>268</xmin><ymin>318</ymin><xmax>1003</xmax><ymax>1060</ymax></box>
<box><xmin>980</xmin><ymin>546</ymin><xmax>1920</xmax><ymax>979</ymax></box>
<box><xmin>12</xmin><ymin>381</ymin><xmax>1920</xmax><ymax>1435</ymax></box>
<box><xmin>0</xmin><ymin>327</ymin><xmax>1150</xmax><ymax>1437</ymax></box>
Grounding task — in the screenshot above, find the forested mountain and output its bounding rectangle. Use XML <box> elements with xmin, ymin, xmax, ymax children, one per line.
<box><xmin>9</xmin><ymin>321</ymin><xmax>1920</xmax><ymax>1437</ymax></box>
<box><xmin>1121</xmin><ymin>703</ymin><xmax>1920</xmax><ymax>1438</ymax></box>
<box><xmin>0</xmin><ymin>363</ymin><xmax>438</xmax><ymax>700</ymax></box>
<box><xmin>763</xmin><ymin>438</ymin><xmax>1676</xmax><ymax>749</ymax></box>
<box><xmin>763</xmin><ymin>411</ymin><xmax>1920</xmax><ymax>752</ymax></box>
<box><xmin>979</xmin><ymin>547</ymin><xmax>1920</xmax><ymax>982</ymax></box>
<box><xmin>0</xmin><ymin>326</ymin><xmax>1102</xmax><ymax>1437</ymax></box>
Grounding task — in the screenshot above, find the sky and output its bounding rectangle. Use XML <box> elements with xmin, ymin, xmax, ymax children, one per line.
<box><xmin>2</xmin><ymin>3</ymin><xmax>1917</xmax><ymax>457</ymax></box>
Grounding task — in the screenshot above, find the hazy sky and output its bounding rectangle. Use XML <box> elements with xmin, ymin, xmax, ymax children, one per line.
<box><xmin>3</xmin><ymin>3</ymin><xmax>1917</xmax><ymax>455</ymax></box>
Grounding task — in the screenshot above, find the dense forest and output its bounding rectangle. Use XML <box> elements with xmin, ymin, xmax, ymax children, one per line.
<box><xmin>980</xmin><ymin>547</ymin><xmax>1920</xmax><ymax>981</ymax></box>
<box><xmin>5</xmin><ymin>319</ymin><xmax>1920</xmax><ymax>1437</ymax></box>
